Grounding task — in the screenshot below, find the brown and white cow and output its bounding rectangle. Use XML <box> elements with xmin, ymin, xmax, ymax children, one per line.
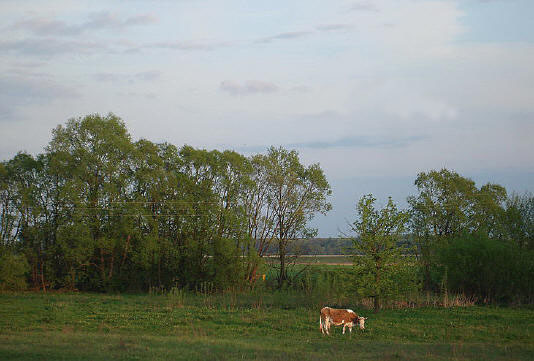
<box><xmin>319</xmin><ymin>307</ymin><xmax>367</xmax><ymax>335</ymax></box>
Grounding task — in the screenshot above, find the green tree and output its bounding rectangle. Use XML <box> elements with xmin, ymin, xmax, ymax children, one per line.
<box><xmin>242</xmin><ymin>154</ymin><xmax>277</xmax><ymax>282</ymax></box>
<box><xmin>47</xmin><ymin>113</ymin><xmax>136</xmax><ymax>290</ymax></box>
<box><xmin>0</xmin><ymin>153</ymin><xmax>54</xmax><ymax>290</ymax></box>
<box><xmin>263</xmin><ymin>147</ymin><xmax>331</xmax><ymax>287</ymax></box>
<box><xmin>407</xmin><ymin>169</ymin><xmax>508</xmax><ymax>290</ymax></box>
<box><xmin>505</xmin><ymin>192</ymin><xmax>534</xmax><ymax>249</ymax></box>
<box><xmin>350</xmin><ymin>194</ymin><xmax>415</xmax><ymax>312</ymax></box>
<box><xmin>0</xmin><ymin>161</ymin><xmax>17</xmax><ymax>248</ymax></box>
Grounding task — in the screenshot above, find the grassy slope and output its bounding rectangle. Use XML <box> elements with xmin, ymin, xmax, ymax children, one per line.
<box><xmin>1</xmin><ymin>293</ymin><xmax>533</xmax><ymax>361</ymax></box>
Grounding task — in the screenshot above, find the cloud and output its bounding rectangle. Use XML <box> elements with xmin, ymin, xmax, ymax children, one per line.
<box><xmin>93</xmin><ymin>70</ymin><xmax>161</xmax><ymax>83</ymax></box>
<box><xmin>289</xmin><ymin>135</ymin><xmax>427</xmax><ymax>149</ymax></box>
<box><xmin>134</xmin><ymin>70</ymin><xmax>161</xmax><ymax>81</ymax></box>
<box><xmin>119</xmin><ymin>14</ymin><xmax>157</xmax><ymax>27</ymax></box>
<box><xmin>8</xmin><ymin>61</ymin><xmax>46</xmax><ymax>68</ymax></box>
<box><xmin>256</xmin><ymin>31</ymin><xmax>312</xmax><ymax>44</ymax></box>
<box><xmin>0</xmin><ymin>36</ymin><xmax>229</xmax><ymax>58</ymax></box>
<box><xmin>11</xmin><ymin>18</ymin><xmax>80</xmax><ymax>36</ymax></box>
<box><xmin>0</xmin><ymin>38</ymin><xmax>105</xmax><ymax>56</ymax></box>
<box><xmin>0</xmin><ymin>76</ymin><xmax>78</xmax><ymax>121</ymax></box>
<box><xmin>83</xmin><ymin>11</ymin><xmax>157</xmax><ymax>31</ymax></box>
<box><xmin>220</xmin><ymin>80</ymin><xmax>279</xmax><ymax>95</ymax></box>
<box><xmin>10</xmin><ymin>12</ymin><xmax>157</xmax><ymax>36</ymax></box>
<box><xmin>6</xmin><ymin>68</ymin><xmax>49</xmax><ymax>78</ymax></box>
<box><xmin>141</xmin><ymin>40</ymin><xmax>229</xmax><ymax>51</ymax></box>
<box><xmin>315</xmin><ymin>24</ymin><xmax>352</xmax><ymax>32</ymax></box>
<box><xmin>290</xmin><ymin>85</ymin><xmax>312</xmax><ymax>93</ymax></box>
<box><xmin>348</xmin><ymin>1</ymin><xmax>379</xmax><ymax>12</ymax></box>
<box><xmin>234</xmin><ymin>135</ymin><xmax>426</xmax><ymax>153</ymax></box>
<box><xmin>116</xmin><ymin>91</ymin><xmax>157</xmax><ymax>99</ymax></box>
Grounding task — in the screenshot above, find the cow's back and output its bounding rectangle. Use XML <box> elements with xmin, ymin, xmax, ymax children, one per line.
<box><xmin>321</xmin><ymin>307</ymin><xmax>357</xmax><ymax>324</ymax></box>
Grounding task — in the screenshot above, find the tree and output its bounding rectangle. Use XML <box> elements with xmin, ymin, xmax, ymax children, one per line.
<box><xmin>263</xmin><ymin>147</ymin><xmax>332</xmax><ymax>287</ymax></box>
<box><xmin>47</xmin><ymin>113</ymin><xmax>136</xmax><ymax>290</ymax></box>
<box><xmin>505</xmin><ymin>192</ymin><xmax>534</xmax><ymax>249</ymax></box>
<box><xmin>242</xmin><ymin>154</ymin><xmax>277</xmax><ymax>282</ymax></box>
<box><xmin>350</xmin><ymin>195</ymin><xmax>416</xmax><ymax>312</ymax></box>
<box><xmin>0</xmin><ymin>153</ymin><xmax>53</xmax><ymax>290</ymax></box>
<box><xmin>407</xmin><ymin>169</ymin><xmax>477</xmax><ymax>240</ymax></box>
<box><xmin>407</xmin><ymin>169</ymin><xmax>508</xmax><ymax>290</ymax></box>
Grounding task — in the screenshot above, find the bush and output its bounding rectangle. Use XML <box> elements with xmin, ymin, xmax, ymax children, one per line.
<box><xmin>435</xmin><ymin>234</ymin><xmax>534</xmax><ymax>303</ymax></box>
<box><xmin>0</xmin><ymin>252</ymin><xmax>30</xmax><ymax>291</ymax></box>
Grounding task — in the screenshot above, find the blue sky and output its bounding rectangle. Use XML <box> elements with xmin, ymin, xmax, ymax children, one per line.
<box><xmin>1</xmin><ymin>0</ymin><xmax>533</xmax><ymax>236</ymax></box>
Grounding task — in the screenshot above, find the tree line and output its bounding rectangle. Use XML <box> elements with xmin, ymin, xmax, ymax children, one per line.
<box><xmin>351</xmin><ymin>169</ymin><xmax>534</xmax><ymax>310</ymax></box>
<box><xmin>0</xmin><ymin>113</ymin><xmax>331</xmax><ymax>291</ymax></box>
<box><xmin>1</xmin><ymin>113</ymin><xmax>533</xmax><ymax>306</ymax></box>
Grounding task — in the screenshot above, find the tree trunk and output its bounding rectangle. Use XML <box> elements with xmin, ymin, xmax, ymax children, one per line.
<box><xmin>424</xmin><ymin>262</ymin><xmax>432</xmax><ymax>291</ymax></box>
<box><xmin>374</xmin><ymin>296</ymin><xmax>380</xmax><ymax>313</ymax></box>
<box><xmin>374</xmin><ymin>262</ymin><xmax>381</xmax><ymax>312</ymax></box>
<box><xmin>99</xmin><ymin>248</ymin><xmax>106</xmax><ymax>282</ymax></box>
<box><xmin>278</xmin><ymin>241</ymin><xmax>286</xmax><ymax>288</ymax></box>
<box><xmin>40</xmin><ymin>261</ymin><xmax>46</xmax><ymax>293</ymax></box>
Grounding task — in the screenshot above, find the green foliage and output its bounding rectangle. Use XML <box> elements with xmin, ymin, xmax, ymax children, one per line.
<box><xmin>350</xmin><ymin>195</ymin><xmax>419</xmax><ymax>312</ymax></box>
<box><xmin>435</xmin><ymin>233</ymin><xmax>534</xmax><ymax>303</ymax></box>
<box><xmin>504</xmin><ymin>192</ymin><xmax>534</xmax><ymax>249</ymax></box>
<box><xmin>1</xmin><ymin>114</ymin><xmax>332</xmax><ymax>293</ymax></box>
<box><xmin>0</xmin><ymin>251</ymin><xmax>29</xmax><ymax>291</ymax></box>
<box><xmin>2</xmin><ymin>113</ymin><xmax>533</xmax><ymax>308</ymax></box>
<box><xmin>408</xmin><ymin>169</ymin><xmax>513</xmax><ymax>291</ymax></box>
<box><xmin>262</xmin><ymin>147</ymin><xmax>332</xmax><ymax>287</ymax></box>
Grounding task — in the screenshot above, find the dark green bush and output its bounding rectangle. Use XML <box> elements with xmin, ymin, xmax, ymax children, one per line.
<box><xmin>0</xmin><ymin>251</ymin><xmax>30</xmax><ymax>291</ymax></box>
<box><xmin>435</xmin><ymin>234</ymin><xmax>534</xmax><ymax>303</ymax></box>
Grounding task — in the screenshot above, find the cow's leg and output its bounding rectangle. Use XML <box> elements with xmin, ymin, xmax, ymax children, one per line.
<box><xmin>320</xmin><ymin>316</ymin><xmax>324</xmax><ymax>334</ymax></box>
<box><xmin>325</xmin><ymin>318</ymin><xmax>330</xmax><ymax>335</ymax></box>
<box><xmin>343</xmin><ymin>324</ymin><xmax>346</xmax><ymax>334</ymax></box>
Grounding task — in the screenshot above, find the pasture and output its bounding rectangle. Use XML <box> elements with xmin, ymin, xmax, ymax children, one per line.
<box><xmin>1</xmin><ymin>292</ymin><xmax>533</xmax><ymax>361</ymax></box>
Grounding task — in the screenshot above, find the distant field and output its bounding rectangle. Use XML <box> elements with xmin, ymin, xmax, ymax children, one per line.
<box><xmin>1</xmin><ymin>293</ymin><xmax>533</xmax><ymax>361</ymax></box>
<box><xmin>264</xmin><ymin>255</ymin><xmax>352</xmax><ymax>265</ymax></box>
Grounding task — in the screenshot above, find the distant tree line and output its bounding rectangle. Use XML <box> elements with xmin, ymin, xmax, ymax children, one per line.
<box><xmin>263</xmin><ymin>238</ymin><xmax>353</xmax><ymax>255</ymax></box>
<box><xmin>0</xmin><ymin>114</ymin><xmax>331</xmax><ymax>291</ymax></box>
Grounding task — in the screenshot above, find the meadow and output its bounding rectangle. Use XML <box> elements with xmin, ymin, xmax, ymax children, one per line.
<box><xmin>1</xmin><ymin>291</ymin><xmax>533</xmax><ymax>361</ymax></box>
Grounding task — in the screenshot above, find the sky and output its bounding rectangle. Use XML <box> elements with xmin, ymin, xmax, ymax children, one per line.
<box><xmin>1</xmin><ymin>0</ymin><xmax>533</xmax><ymax>236</ymax></box>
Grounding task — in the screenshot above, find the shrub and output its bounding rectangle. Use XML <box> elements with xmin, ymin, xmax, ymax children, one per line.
<box><xmin>435</xmin><ymin>234</ymin><xmax>534</xmax><ymax>303</ymax></box>
<box><xmin>0</xmin><ymin>251</ymin><xmax>30</xmax><ymax>291</ymax></box>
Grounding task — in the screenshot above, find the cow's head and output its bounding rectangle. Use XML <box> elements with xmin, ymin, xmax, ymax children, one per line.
<box><xmin>357</xmin><ymin>316</ymin><xmax>367</xmax><ymax>330</ymax></box>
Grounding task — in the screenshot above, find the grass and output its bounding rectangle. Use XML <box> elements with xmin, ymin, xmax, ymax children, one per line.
<box><xmin>1</xmin><ymin>292</ymin><xmax>533</xmax><ymax>360</ymax></box>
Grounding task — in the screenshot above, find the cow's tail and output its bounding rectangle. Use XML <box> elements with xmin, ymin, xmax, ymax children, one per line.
<box><xmin>319</xmin><ymin>316</ymin><xmax>322</xmax><ymax>332</ymax></box>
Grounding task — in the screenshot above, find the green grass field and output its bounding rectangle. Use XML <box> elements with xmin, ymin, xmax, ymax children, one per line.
<box><xmin>1</xmin><ymin>292</ymin><xmax>533</xmax><ymax>361</ymax></box>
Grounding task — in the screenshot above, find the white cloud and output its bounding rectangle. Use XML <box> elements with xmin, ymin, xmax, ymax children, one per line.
<box><xmin>93</xmin><ymin>70</ymin><xmax>161</xmax><ymax>83</ymax></box>
<box><xmin>9</xmin><ymin>12</ymin><xmax>158</xmax><ymax>36</ymax></box>
<box><xmin>220</xmin><ymin>80</ymin><xmax>279</xmax><ymax>95</ymax></box>
<box><xmin>255</xmin><ymin>31</ymin><xmax>312</xmax><ymax>44</ymax></box>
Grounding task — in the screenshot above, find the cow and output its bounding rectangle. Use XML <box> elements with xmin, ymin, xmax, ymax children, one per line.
<box><xmin>319</xmin><ymin>307</ymin><xmax>367</xmax><ymax>335</ymax></box>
